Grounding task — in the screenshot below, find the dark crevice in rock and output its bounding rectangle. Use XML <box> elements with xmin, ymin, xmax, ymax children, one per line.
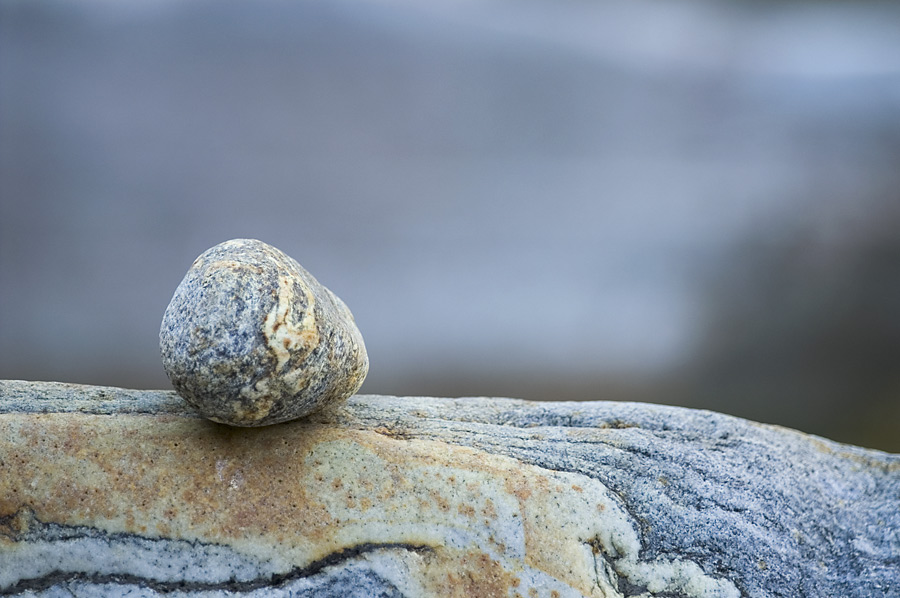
<box><xmin>584</xmin><ymin>536</ymin><xmax>694</xmax><ymax>598</ymax></box>
<box><xmin>1</xmin><ymin>541</ymin><xmax>432</xmax><ymax>596</ymax></box>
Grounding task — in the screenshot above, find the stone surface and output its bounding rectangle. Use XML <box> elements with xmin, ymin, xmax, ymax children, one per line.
<box><xmin>160</xmin><ymin>239</ymin><xmax>368</xmax><ymax>426</ymax></box>
<box><xmin>1</xmin><ymin>380</ymin><xmax>899</xmax><ymax>597</ymax></box>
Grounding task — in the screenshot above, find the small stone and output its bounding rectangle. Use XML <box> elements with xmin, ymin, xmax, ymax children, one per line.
<box><xmin>159</xmin><ymin>239</ymin><xmax>368</xmax><ymax>426</ymax></box>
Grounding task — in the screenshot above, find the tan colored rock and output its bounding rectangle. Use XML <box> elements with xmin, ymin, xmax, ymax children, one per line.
<box><xmin>1</xmin><ymin>380</ymin><xmax>898</xmax><ymax>597</ymax></box>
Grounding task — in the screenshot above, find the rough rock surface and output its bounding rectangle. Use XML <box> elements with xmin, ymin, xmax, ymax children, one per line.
<box><xmin>1</xmin><ymin>380</ymin><xmax>898</xmax><ymax>597</ymax></box>
<box><xmin>159</xmin><ymin>239</ymin><xmax>368</xmax><ymax>426</ymax></box>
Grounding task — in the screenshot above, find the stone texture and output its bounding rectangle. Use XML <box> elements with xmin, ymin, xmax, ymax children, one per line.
<box><xmin>160</xmin><ymin>239</ymin><xmax>368</xmax><ymax>426</ymax></box>
<box><xmin>1</xmin><ymin>380</ymin><xmax>899</xmax><ymax>597</ymax></box>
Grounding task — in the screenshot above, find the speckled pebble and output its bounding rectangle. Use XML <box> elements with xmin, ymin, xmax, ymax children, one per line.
<box><xmin>159</xmin><ymin>239</ymin><xmax>368</xmax><ymax>426</ymax></box>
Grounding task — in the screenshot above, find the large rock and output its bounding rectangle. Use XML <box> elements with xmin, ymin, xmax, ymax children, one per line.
<box><xmin>1</xmin><ymin>380</ymin><xmax>898</xmax><ymax>597</ymax></box>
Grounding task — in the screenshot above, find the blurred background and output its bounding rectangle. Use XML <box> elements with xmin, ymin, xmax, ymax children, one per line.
<box><xmin>1</xmin><ymin>0</ymin><xmax>898</xmax><ymax>451</ymax></box>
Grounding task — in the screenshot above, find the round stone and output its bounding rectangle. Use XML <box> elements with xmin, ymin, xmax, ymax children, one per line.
<box><xmin>160</xmin><ymin>239</ymin><xmax>368</xmax><ymax>426</ymax></box>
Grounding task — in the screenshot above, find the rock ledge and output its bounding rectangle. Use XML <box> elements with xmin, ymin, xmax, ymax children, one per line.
<box><xmin>1</xmin><ymin>380</ymin><xmax>898</xmax><ymax>597</ymax></box>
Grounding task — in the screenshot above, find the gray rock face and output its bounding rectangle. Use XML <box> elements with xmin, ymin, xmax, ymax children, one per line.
<box><xmin>159</xmin><ymin>239</ymin><xmax>368</xmax><ymax>426</ymax></box>
<box><xmin>1</xmin><ymin>380</ymin><xmax>899</xmax><ymax>597</ymax></box>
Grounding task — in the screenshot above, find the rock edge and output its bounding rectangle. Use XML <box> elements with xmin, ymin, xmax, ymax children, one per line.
<box><xmin>1</xmin><ymin>380</ymin><xmax>898</xmax><ymax>597</ymax></box>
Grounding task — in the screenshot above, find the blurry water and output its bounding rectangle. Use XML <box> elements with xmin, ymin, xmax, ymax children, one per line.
<box><xmin>2</xmin><ymin>0</ymin><xmax>899</xmax><ymax>449</ymax></box>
